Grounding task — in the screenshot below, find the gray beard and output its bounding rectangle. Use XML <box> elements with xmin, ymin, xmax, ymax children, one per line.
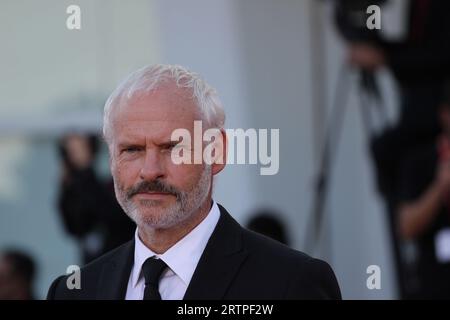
<box><xmin>115</xmin><ymin>165</ymin><xmax>212</xmax><ymax>230</ymax></box>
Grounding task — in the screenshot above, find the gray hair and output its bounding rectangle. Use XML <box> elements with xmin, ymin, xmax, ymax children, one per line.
<box><xmin>103</xmin><ymin>64</ymin><xmax>226</xmax><ymax>145</ymax></box>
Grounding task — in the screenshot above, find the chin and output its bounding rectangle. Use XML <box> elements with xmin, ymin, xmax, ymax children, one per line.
<box><xmin>133</xmin><ymin>206</ymin><xmax>185</xmax><ymax>230</ymax></box>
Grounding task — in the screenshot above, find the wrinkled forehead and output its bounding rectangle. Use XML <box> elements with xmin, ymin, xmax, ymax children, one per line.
<box><xmin>110</xmin><ymin>84</ymin><xmax>202</xmax><ymax>142</ymax></box>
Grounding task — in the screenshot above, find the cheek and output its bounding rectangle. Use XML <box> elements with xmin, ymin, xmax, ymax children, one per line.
<box><xmin>167</xmin><ymin>163</ymin><xmax>205</xmax><ymax>187</ymax></box>
<box><xmin>112</xmin><ymin>158</ymin><xmax>142</xmax><ymax>186</ymax></box>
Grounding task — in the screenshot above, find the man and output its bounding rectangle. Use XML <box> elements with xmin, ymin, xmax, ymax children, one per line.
<box><xmin>396</xmin><ymin>86</ymin><xmax>450</xmax><ymax>299</ymax></box>
<box><xmin>47</xmin><ymin>64</ymin><xmax>341</xmax><ymax>300</ymax></box>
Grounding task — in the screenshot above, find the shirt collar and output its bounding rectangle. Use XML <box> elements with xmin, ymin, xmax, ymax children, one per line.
<box><xmin>131</xmin><ymin>201</ymin><xmax>221</xmax><ymax>288</ymax></box>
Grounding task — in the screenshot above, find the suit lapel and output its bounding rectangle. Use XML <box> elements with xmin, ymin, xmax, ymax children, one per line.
<box><xmin>183</xmin><ymin>204</ymin><xmax>248</xmax><ymax>300</ymax></box>
<box><xmin>95</xmin><ymin>240</ymin><xmax>135</xmax><ymax>300</ymax></box>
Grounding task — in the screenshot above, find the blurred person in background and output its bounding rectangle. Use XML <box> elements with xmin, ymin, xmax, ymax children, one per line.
<box><xmin>57</xmin><ymin>133</ymin><xmax>135</xmax><ymax>264</ymax></box>
<box><xmin>246</xmin><ymin>209</ymin><xmax>290</xmax><ymax>246</ymax></box>
<box><xmin>396</xmin><ymin>84</ymin><xmax>450</xmax><ymax>299</ymax></box>
<box><xmin>349</xmin><ymin>0</ymin><xmax>450</xmax><ymax>143</ymax></box>
<box><xmin>0</xmin><ymin>250</ymin><xmax>36</xmax><ymax>300</ymax></box>
<box><xmin>348</xmin><ymin>0</ymin><xmax>450</xmax><ymax>198</ymax></box>
<box><xmin>344</xmin><ymin>0</ymin><xmax>450</xmax><ymax>298</ymax></box>
<box><xmin>347</xmin><ymin>0</ymin><xmax>450</xmax><ymax>196</ymax></box>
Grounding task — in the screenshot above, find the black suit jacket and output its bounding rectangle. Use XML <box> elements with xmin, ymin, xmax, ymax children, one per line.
<box><xmin>47</xmin><ymin>204</ymin><xmax>341</xmax><ymax>300</ymax></box>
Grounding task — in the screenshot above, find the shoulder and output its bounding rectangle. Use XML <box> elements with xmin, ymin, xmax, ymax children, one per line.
<box><xmin>241</xmin><ymin>226</ymin><xmax>310</xmax><ymax>263</ymax></box>
<box><xmin>239</xmin><ymin>227</ymin><xmax>342</xmax><ymax>299</ymax></box>
<box><xmin>216</xmin><ymin>203</ymin><xmax>341</xmax><ymax>298</ymax></box>
<box><xmin>241</xmin><ymin>226</ymin><xmax>329</xmax><ymax>271</ymax></box>
<box><xmin>46</xmin><ymin>240</ymin><xmax>133</xmax><ymax>300</ymax></box>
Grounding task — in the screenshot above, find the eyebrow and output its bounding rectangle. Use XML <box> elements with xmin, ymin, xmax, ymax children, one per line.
<box><xmin>116</xmin><ymin>143</ymin><xmax>144</xmax><ymax>151</ymax></box>
<box><xmin>157</xmin><ymin>140</ymin><xmax>182</xmax><ymax>148</ymax></box>
<box><xmin>116</xmin><ymin>139</ymin><xmax>182</xmax><ymax>149</ymax></box>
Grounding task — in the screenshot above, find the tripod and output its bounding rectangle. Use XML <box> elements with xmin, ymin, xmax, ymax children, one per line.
<box><xmin>304</xmin><ymin>61</ymin><xmax>420</xmax><ymax>299</ymax></box>
<box><xmin>304</xmin><ymin>63</ymin><xmax>388</xmax><ymax>252</ymax></box>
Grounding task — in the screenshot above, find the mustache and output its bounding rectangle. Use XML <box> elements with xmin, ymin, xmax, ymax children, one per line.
<box><xmin>126</xmin><ymin>179</ymin><xmax>180</xmax><ymax>199</ymax></box>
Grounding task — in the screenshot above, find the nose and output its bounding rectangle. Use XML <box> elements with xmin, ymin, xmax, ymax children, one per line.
<box><xmin>139</xmin><ymin>149</ymin><xmax>165</xmax><ymax>181</ymax></box>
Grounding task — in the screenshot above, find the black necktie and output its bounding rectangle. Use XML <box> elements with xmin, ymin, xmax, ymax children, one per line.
<box><xmin>141</xmin><ymin>257</ymin><xmax>167</xmax><ymax>300</ymax></box>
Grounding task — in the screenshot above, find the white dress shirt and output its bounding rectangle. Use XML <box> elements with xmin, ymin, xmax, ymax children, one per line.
<box><xmin>125</xmin><ymin>201</ymin><xmax>220</xmax><ymax>300</ymax></box>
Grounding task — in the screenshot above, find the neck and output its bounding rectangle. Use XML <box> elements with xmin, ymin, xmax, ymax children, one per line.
<box><xmin>137</xmin><ymin>199</ymin><xmax>212</xmax><ymax>254</ymax></box>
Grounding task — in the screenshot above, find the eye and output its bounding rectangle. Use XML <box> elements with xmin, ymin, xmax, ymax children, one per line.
<box><xmin>121</xmin><ymin>146</ymin><xmax>142</xmax><ymax>154</ymax></box>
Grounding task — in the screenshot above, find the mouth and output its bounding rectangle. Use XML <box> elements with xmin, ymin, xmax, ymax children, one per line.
<box><xmin>134</xmin><ymin>192</ymin><xmax>174</xmax><ymax>200</ymax></box>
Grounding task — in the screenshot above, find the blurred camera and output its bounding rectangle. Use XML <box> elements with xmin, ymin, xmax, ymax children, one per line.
<box><xmin>333</xmin><ymin>0</ymin><xmax>387</xmax><ymax>43</ymax></box>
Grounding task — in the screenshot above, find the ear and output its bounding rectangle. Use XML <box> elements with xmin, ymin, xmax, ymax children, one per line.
<box><xmin>212</xmin><ymin>128</ymin><xmax>227</xmax><ymax>176</ymax></box>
